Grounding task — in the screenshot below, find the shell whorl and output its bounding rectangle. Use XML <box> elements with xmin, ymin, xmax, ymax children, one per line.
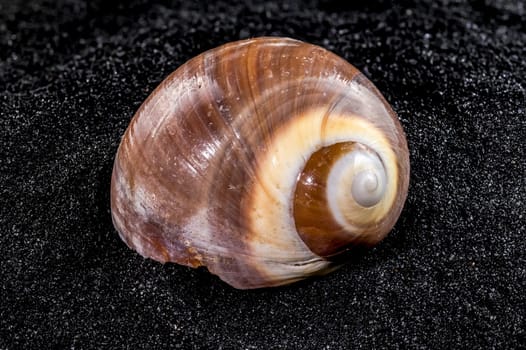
<box><xmin>110</xmin><ymin>37</ymin><xmax>410</xmax><ymax>289</ymax></box>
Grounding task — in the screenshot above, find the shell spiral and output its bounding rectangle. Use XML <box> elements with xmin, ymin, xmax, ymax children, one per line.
<box><xmin>110</xmin><ymin>37</ymin><xmax>410</xmax><ymax>289</ymax></box>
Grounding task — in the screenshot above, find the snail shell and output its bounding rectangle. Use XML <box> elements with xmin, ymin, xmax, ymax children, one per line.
<box><xmin>110</xmin><ymin>37</ymin><xmax>410</xmax><ymax>289</ymax></box>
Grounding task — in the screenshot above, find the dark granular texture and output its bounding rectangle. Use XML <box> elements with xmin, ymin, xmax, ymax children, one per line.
<box><xmin>1</xmin><ymin>0</ymin><xmax>524</xmax><ymax>348</ymax></box>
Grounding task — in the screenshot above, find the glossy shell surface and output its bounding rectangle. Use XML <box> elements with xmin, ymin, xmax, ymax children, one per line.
<box><xmin>111</xmin><ymin>37</ymin><xmax>410</xmax><ymax>289</ymax></box>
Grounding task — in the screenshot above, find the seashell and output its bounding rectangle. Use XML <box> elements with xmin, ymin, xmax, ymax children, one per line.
<box><xmin>110</xmin><ymin>37</ymin><xmax>410</xmax><ymax>289</ymax></box>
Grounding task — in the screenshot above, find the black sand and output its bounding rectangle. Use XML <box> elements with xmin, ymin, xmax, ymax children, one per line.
<box><xmin>1</xmin><ymin>1</ymin><xmax>524</xmax><ymax>348</ymax></box>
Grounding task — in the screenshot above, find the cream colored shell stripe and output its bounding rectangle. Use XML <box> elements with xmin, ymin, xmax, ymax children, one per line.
<box><xmin>247</xmin><ymin>108</ymin><xmax>399</xmax><ymax>281</ymax></box>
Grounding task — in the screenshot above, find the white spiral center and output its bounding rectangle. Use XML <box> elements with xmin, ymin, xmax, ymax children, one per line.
<box><xmin>351</xmin><ymin>152</ymin><xmax>385</xmax><ymax>208</ymax></box>
<box><xmin>327</xmin><ymin>147</ymin><xmax>387</xmax><ymax>227</ymax></box>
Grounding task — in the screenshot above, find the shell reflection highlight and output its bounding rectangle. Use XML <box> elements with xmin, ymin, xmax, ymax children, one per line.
<box><xmin>110</xmin><ymin>37</ymin><xmax>410</xmax><ymax>289</ymax></box>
